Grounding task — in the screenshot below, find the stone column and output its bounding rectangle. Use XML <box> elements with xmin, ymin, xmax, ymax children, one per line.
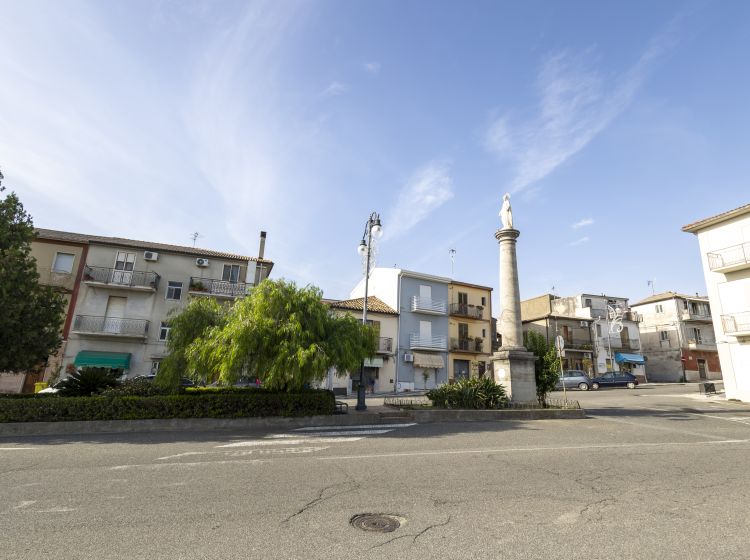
<box><xmin>491</xmin><ymin>223</ymin><xmax>537</xmax><ymax>403</ymax></box>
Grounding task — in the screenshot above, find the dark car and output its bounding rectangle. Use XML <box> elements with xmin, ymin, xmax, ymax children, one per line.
<box><xmin>554</xmin><ymin>370</ymin><xmax>593</xmax><ymax>391</ymax></box>
<box><xmin>591</xmin><ymin>372</ymin><xmax>638</xmax><ymax>390</ymax></box>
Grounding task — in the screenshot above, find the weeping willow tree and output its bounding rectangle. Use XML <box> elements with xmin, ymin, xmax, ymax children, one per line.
<box><xmin>185</xmin><ymin>279</ymin><xmax>376</xmax><ymax>391</ymax></box>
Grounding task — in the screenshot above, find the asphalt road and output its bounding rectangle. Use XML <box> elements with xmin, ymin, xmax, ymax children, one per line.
<box><xmin>2</xmin><ymin>384</ymin><xmax>750</xmax><ymax>560</ymax></box>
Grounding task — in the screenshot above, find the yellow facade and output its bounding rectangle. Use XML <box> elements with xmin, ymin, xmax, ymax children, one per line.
<box><xmin>447</xmin><ymin>281</ymin><xmax>493</xmax><ymax>380</ymax></box>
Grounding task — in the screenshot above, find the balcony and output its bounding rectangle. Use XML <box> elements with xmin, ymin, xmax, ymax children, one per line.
<box><xmin>376</xmin><ymin>337</ymin><xmax>393</xmax><ymax>354</ymax></box>
<box><xmin>409</xmin><ymin>333</ymin><xmax>447</xmax><ymax>350</ymax></box>
<box><xmin>411</xmin><ymin>296</ymin><xmax>447</xmax><ymax>315</ymax></box>
<box><xmin>450</xmin><ymin>337</ymin><xmax>484</xmax><ymax>353</ymax></box>
<box><xmin>687</xmin><ymin>337</ymin><xmax>717</xmax><ymax>350</ymax></box>
<box><xmin>83</xmin><ymin>265</ymin><xmax>160</xmax><ymax>292</ymax></box>
<box><xmin>37</xmin><ymin>267</ymin><xmax>76</xmax><ymax>291</ymax></box>
<box><xmin>449</xmin><ymin>303</ymin><xmax>484</xmax><ymax>319</ymax></box>
<box><xmin>561</xmin><ymin>338</ymin><xmax>594</xmax><ymax>352</ymax></box>
<box><xmin>190</xmin><ymin>277</ymin><xmax>249</xmax><ymax>298</ymax></box>
<box><xmin>72</xmin><ymin>315</ymin><xmax>149</xmax><ymax>339</ymax></box>
<box><xmin>607</xmin><ymin>338</ymin><xmax>640</xmax><ymax>351</ymax></box>
<box><xmin>681</xmin><ymin>310</ymin><xmax>712</xmax><ymax>323</ymax></box>
<box><xmin>707</xmin><ymin>242</ymin><xmax>750</xmax><ymax>273</ymax></box>
<box><xmin>722</xmin><ymin>312</ymin><xmax>750</xmax><ymax>338</ymax></box>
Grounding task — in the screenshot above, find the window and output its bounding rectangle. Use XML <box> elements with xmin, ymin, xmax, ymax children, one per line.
<box><xmin>596</xmin><ymin>324</ymin><xmax>602</xmax><ymax>337</ymax></box>
<box><xmin>458</xmin><ymin>292</ymin><xmax>468</xmax><ymax>305</ymax></box>
<box><xmin>655</xmin><ymin>304</ymin><xmax>663</xmax><ymax>313</ymax></box>
<box><xmin>159</xmin><ymin>321</ymin><xmax>171</xmax><ymax>342</ymax></box>
<box><xmin>682</xmin><ymin>300</ymin><xmax>689</xmax><ymax>310</ymax></box>
<box><xmin>151</xmin><ymin>361</ymin><xmax>161</xmax><ymax>374</ymax></box>
<box><xmin>481</xmin><ymin>296</ymin><xmax>486</xmax><ymax>306</ymax></box>
<box><xmin>222</xmin><ymin>264</ymin><xmax>241</xmax><ymax>283</ymax></box>
<box><xmin>52</xmin><ymin>252</ymin><xmax>75</xmax><ymax>273</ymax></box>
<box><xmin>482</xmin><ymin>328</ymin><xmax>486</xmax><ymax>338</ymax></box>
<box><xmin>166</xmin><ymin>281</ymin><xmax>183</xmax><ymax>301</ymax></box>
<box><xmin>659</xmin><ymin>331</ymin><xmax>670</xmax><ymax>342</ymax></box>
<box><xmin>585</xmin><ymin>298</ymin><xmax>592</xmax><ymax>307</ymax></box>
<box><xmin>692</xmin><ymin>327</ymin><xmax>702</xmax><ymax>343</ymax></box>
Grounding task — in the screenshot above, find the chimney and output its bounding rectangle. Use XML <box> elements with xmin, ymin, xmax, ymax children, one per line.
<box><xmin>258</xmin><ymin>231</ymin><xmax>266</xmax><ymax>260</ymax></box>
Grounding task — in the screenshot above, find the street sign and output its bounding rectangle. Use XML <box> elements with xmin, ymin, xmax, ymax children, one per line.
<box><xmin>555</xmin><ymin>335</ymin><xmax>565</xmax><ymax>353</ymax></box>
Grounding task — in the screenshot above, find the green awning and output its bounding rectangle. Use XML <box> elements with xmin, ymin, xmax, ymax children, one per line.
<box><xmin>364</xmin><ymin>357</ymin><xmax>384</xmax><ymax>368</ymax></box>
<box><xmin>74</xmin><ymin>351</ymin><xmax>131</xmax><ymax>369</ymax></box>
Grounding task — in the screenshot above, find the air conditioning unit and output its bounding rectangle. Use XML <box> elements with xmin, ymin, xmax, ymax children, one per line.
<box><xmin>580</xmin><ymin>321</ymin><xmax>589</xmax><ymax>328</ymax></box>
<box><xmin>144</xmin><ymin>251</ymin><xmax>159</xmax><ymax>262</ymax></box>
<box><xmin>403</xmin><ymin>353</ymin><xmax>414</xmax><ymax>363</ymax></box>
<box><xmin>195</xmin><ymin>258</ymin><xmax>210</xmax><ymax>267</ymax></box>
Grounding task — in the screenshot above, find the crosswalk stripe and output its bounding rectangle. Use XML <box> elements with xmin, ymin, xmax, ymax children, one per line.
<box><xmin>293</xmin><ymin>423</ymin><xmax>416</xmax><ymax>432</ymax></box>
<box><xmin>216</xmin><ymin>437</ymin><xmax>364</xmax><ymax>447</ymax></box>
<box><xmin>268</xmin><ymin>430</ymin><xmax>394</xmax><ymax>438</ymax></box>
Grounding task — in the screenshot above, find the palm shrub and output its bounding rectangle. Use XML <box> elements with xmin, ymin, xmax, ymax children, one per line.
<box><xmin>57</xmin><ymin>368</ymin><xmax>120</xmax><ymax>397</ymax></box>
<box><xmin>427</xmin><ymin>377</ymin><xmax>508</xmax><ymax>409</ymax></box>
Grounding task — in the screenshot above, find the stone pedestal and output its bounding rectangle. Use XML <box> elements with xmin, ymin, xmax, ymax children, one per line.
<box><xmin>492</xmin><ymin>226</ymin><xmax>538</xmax><ymax>403</ymax></box>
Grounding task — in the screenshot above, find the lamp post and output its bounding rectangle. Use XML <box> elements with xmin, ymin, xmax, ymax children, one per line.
<box><xmin>355</xmin><ymin>212</ymin><xmax>383</xmax><ymax>411</ymax></box>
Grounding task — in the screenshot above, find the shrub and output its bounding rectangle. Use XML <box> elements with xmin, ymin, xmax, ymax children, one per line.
<box><xmin>427</xmin><ymin>377</ymin><xmax>508</xmax><ymax>409</ymax></box>
<box><xmin>57</xmin><ymin>368</ymin><xmax>120</xmax><ymax>397</ymax></box>
<box><xmin>100</xmin><ymin>377</ymin><xmax>171</xmax><ymax>397</ymax></box>
<box><xmin>0</xmin><ymin>389</ymin><xmax>336</xmax><ymax>422</ymax></box>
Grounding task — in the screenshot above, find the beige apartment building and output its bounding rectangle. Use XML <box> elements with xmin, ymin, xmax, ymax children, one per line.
<box><xmin>447</xmin><ymin>280</ymin><xmax>493</xmax><ymax>381</ymax></box>
<box><xmin>41</xmin><ymin>229</ymin><xmax>272</xmax><ymax>379</ymax></box>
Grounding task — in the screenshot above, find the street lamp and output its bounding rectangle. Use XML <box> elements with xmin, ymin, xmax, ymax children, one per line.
<box><xmin>355</xmin><ymin>212</ymin><xmax>383</xmax><ymax>411</ymax></box>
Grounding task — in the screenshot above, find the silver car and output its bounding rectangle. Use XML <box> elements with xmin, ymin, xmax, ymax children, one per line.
<box><xmin>555</xmin><ymin>370</ymin><xmax>593</xmax><ymax>391</ymax></box>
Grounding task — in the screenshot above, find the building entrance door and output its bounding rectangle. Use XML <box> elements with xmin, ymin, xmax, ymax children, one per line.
<box><xmin>697</xmin><ymin>359</ymin><xmax>707</xmax><ymax>380</ymax></box>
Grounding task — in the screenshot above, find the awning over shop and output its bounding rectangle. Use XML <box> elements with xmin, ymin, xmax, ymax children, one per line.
<box><xmin>74</xmin><ymin>351</ymin><xmax>131</xmax><ymax>369</ymax></box>
<box><xmin>363</xmin><ymin>357</ymin><xmax>384</xmax><ymax>368</ymax></box>
<box><xmin>413</xmin><ymin>352</ymin><xmax>445</xmax><ymax>369</ymax></box>
<box><xmin>614</xmin><ymin>352</ymin><xmax>645</xmax><ymax>365</ymax></box>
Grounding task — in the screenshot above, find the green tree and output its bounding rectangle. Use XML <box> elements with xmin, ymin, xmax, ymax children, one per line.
<box><xmin>156</xmin><ymin>297</ymin><xmax>227</xmax><ymax>389</ymax></box>
<box><xmin>0</xmin><ymin>170</ymin><xmax>66</xmax><ymax>371</ymax></box>
<box><xmin>185</xmin><ymin>279</ymin><xmax>376</xmax><ymax>391</ymax></box>
<box><xmin>523</xmin><ymin>330</ymin><xmax>560</xmax><ymax>406</ymax></box>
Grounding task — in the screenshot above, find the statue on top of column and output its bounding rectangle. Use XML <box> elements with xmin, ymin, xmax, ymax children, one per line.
<box><xmin>500</xmin><ymin>193</ymin><xmax>513</xmax><ymax>229</ymax></box>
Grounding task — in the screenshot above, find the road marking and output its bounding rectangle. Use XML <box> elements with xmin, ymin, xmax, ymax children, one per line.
<box><xmin>268</xmin><ymin>430</ymin><xmax>394</xmax><ymax>437</ymax></box>
<box><xmin>217</xmin><ymin>437</ymin><xmax>364</xmax><ymax>447</ymax></box>
<box><xmin>701</xmin><ymin>414</ymin><xmax>750</xmax><ymax>425</ymax></box>
<box><xmin>157</xmin><ymin>446</ymin><xmax>329</xmax><ymax>460</ymax></box>
<box><xmin>595</xmin><ymin>415</ymin><xmax>730</xmax><ymax>441</ymax></box>
<box><xmin>35</xmin><ymin>507</ymin><xmax>75</xmax><ymax>513</ymax></box>
<box><xmin>317</xmin><ymin>439</ymin><xmax>750</xmax><ymax>461</ymax></box>
<box><xmin>0</xmin><ymin>447</ymin><xmax>38</xmax><ymax>451</ymax></box>
<box><xmin>293</xmin><ymin>423</ymin><xmax>416</xmax><ymax>431</ymax></box>
<box><xmin>111</xmin><ymin>459</ymin><xmax>268</xmax><ymax>470</ymax></box>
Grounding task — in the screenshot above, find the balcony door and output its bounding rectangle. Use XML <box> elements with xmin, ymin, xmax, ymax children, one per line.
<box><xmin>112</xmin><ymin>252</ymin><xmax>135</xmax><ymax>285</ymax></box>
<box><xmin>457</xmin><ymin>292</ymin><xmax>468</xmax><ymax>314</ymax></box>
<box><xmin>104</xmin><ymin>296</ymin><xmax>127</xmax><ymax>333</ymax></box>
<box><xmin>458</xmin><ymin>323</ymin><xmax>469</xmax><ymax>350</ymax></box>
<box><xmin>420</xmin><ymin>320</ymin><xmax>432</xmax><ymax>345</ymax></box>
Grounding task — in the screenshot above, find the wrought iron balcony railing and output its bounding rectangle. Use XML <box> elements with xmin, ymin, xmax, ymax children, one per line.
<box><xmin>72</xmin><ymin>315</ymin><xmax>149</xmax><ymax>337</ymax></box>
<box><xmin>409</xmin><ymin>333</ymin><xmax>447</xmax><ymax>350</ymax></box>
<box><xmin>411</xmin><ymin>296</ymin><xmax>447</xmax><ymax>315</ymax></box>
<box><xmin>189</xmin><ymin>277</ymin><xmax>249</xmax><ymax>298</ymax></box>
<box><xmin>449</xmin><ymin>303</ymin><xmax>484</xmax><ymax>319</ymax></box>
<box><xmin>708</xmin><ymin>242</ymin><xmax>750</xmax><ymax>273</ymax></box>
<box><xmin>450</xmin><ymin>337</ymin><xmax>484</xmax><ymax>352</ymax></box>
<box><xmin>83</xmin><ymin>265</ymin><xmax>160</xmax><ymax>290</ymax></box>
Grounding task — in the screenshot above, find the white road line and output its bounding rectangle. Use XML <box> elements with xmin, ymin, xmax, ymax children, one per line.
<box><xmin>217</xmin><ymin>437</ymin><xmax>364</xmax><ymax>447</ymax></box>
<box><xmin>268</xmin><ymin>429</ymin><xmax>394</xmax><ymax>438</ymax></box>
<box><xmin>111</xmin><ymin>459</ymin><xmax>268</xmax><ymax>470</ymax></box>
<box><xmin>293</xmin><ymin>423</ymin><xmax>416</xmax><ymax>431</ymax></box>
<box><xmin>316</xmin><ymin>438</ymin><xmax>750</xmax><ymax>461</ymax></box>
<box><xmin>157</xmin><ymin>446</ymin><xmax>329</xmax><ymax>460</ymax></box>
<box><xmin>0</xmin><ymin>447</ymin><xmax>38</xmax><ymax>451</ymax></box>
<box><xmin>702</xmin><ymin>414</ymin><xmax>750</xmax><ymax>425</ymax></box>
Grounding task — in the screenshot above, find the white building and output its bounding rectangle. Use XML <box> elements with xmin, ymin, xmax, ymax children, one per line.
<box><xmin>631</xmin><ymin>292</ymin><xmax>721</xmax><ymax>382</ymax></box>
<box><xmin>683</xmin><ymin>203</ymin><xmax>750</xmax><ymax>401</ymax></box>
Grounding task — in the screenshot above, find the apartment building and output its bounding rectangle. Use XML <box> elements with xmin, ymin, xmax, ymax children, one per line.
<box><xmin>520</xmin><ymin>293</ymin><xmax>645</xmax><ymax>378</ymax></box>
<box><xmin>448</xmin><ymin>280</ymin><xmax>493</xmax><ymax>381</ymax></box>
<box><xmin>351</xmin><ymin>268</ymin><xmax>449</xmax><ymax>391</ymax></box>
<box><xmin>683</xmin><ymin>203</ymin><xmax>750</xmax><ymax>401</ymax></box>
<box><xmin>631</xmin><ymin>292</ymin><xmax>720</xmax><ymax>382</ymax></box>
<box><xmin>322</xmin><ymin>296</ymin><xmax>398</xmax><ymax>394</ymax></box>
<box><xmin>40</xmin><ymin>229</ymin><xmax>272</xmax><ymax>378</ymax></box>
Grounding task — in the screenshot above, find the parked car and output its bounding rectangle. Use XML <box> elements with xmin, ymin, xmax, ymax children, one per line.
<box><xmin>555</xmin><ymin>370</ymin><xmax>593</xmax><ymax>391</ymax></box>
<box><xmin>591</xmin><ymin>372</ymin><xmax>639</xmax><ymax>390</ymax></box>
<box><xmin>136</xmin><ymin>374</ymin><xmax>195</xmax><ymax>387</ymax></box>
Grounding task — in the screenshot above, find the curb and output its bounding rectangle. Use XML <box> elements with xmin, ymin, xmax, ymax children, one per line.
<box><xmin>0</xmin><ymin>407</ymin><xmax>585</xmax><ymax>438</ymax></box>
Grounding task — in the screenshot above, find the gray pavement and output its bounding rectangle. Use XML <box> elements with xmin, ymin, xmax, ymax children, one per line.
<box><xmin>2</xmin><ymin>383</ymin><xmax>750</xmax><ymax>559</ymax></box>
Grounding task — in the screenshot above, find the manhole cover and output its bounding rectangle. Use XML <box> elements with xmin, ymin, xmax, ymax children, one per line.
<box><xmin>350</xmin><ymin>514</ymin><xmax>403</xmax><ymax>533</ymax></box>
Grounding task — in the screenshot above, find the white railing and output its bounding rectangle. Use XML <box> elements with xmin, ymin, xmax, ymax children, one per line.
<box><xmin>722</xmin><ymin>312</ymin><xmax>750</xmax><ymax>335</ymax></box>
<box><xmin>411</xmin><ymin>296</ymin><xmax>447</xmax><ymax>314</ymax></box>
<box><xmin>708</xmin><ymin>242</ymin><xmax>750</xmax><ymax>272</ymax></box>
<box><xmin>409</xmin><ymin>333</ymin><xmax>447</xmax><ymax>350</ymax></box>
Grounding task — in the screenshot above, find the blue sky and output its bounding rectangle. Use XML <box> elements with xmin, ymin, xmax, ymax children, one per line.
<box><xmin>2</xmin><ymin>0</ymin><xmax>749</xmax><ymax>308</ymax></box>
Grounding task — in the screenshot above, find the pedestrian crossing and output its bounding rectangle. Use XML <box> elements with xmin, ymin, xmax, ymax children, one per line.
<box><xmin>216</xmin><ymin>423</ymin><xmax>416</xmax><ymax>448</ymax></box>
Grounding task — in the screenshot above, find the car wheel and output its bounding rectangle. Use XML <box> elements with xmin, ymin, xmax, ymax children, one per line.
<box><xmin>578</xmin><ymin>383</ymin><xmax>589</xmax><ymax>391</ymax></box>
<box><xmin>591</xmin><ymin>383</ymin><xmax>600</xmax><ymax>390</ymax></box>
<box><xmin>627</xmin><ymin>382</ymin><xmax>636</xmax><ymax>389</ymax></box>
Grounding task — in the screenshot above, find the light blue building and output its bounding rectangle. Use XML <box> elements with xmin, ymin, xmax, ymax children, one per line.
<box><xmin>351</xmin><ymin>268</ymin><xmax>449</xmax><ymax>391</ymax></box>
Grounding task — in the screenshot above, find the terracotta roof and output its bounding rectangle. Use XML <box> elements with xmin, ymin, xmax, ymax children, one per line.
<box><xmin>631</xmin><ymin>291</ymin><xmax>708</xmax><ymax>307</ymax></box>
<box><xmin>682</xmin><ymin>203</ymin><xmax>750</xmax><ymax>233</ymax></box>
<box><xmin>327</xmin><ymin>296</ymin><xmax>398</xmax><ymax>316</ymax></box>
<box><xmin>35</xmin><ymin>228</ymin><xmax>273</xmax><ymax>264</ymax></box>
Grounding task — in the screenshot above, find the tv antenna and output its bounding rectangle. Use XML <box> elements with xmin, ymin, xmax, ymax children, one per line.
<box><xmin>449</xmin><ymin>248</ymin><xmax>456</xmax><ymax>276</ymax></box>
<box><xmin>647</xmin><ymin>279</ymin><xmax>655</xmax><ymax>295</ymax></box>
<box><xmin>190</xmin><ymin>232</ymin><xmax>202</xmax><ymax>247</ymax></box>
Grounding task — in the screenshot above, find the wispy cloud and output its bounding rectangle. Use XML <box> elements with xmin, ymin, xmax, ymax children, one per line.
<box><xmin>569</xmin><ymin>236</ymin><xmax>590</xmax><ymax>246</ymax></box>
<box><xmin>485</xmin><ymin>25</ymin><xmax>679</xmax><ymax>193</ymax></box>
<box><xmin>572</xmin><ymin>218</ymin><xmax>594</xmax><ymax>229</ymax></box>
<box><xmin>321</xmin><ymin>81</ymin><xmax>350</xmax><ymax>96</ymax></box>
<box><xmin>386</xmin><ymin>160</ymin><xmax>454</xmax><ymax>240</ymax></box>
<box><xmin>364</xmin><ymin>61</ymin><xmax>381</xmax><ymax>75</ymax></box>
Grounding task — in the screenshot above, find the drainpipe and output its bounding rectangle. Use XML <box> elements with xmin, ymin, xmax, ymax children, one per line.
<box><xmin>394</xmin><ymin>274</ymin><xmax>402</xmax><ymax>393</ymax></box>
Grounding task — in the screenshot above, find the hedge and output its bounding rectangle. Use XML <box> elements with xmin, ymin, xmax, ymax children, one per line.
<box><xmin>0</xmin><ymin>390</ymin><xmax>336</xmax><ymax>423</ymax></box>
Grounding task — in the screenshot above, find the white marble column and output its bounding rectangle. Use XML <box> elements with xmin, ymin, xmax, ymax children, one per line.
<box><xmin>496</xmin><ymin>228</ymin><xmax>523</xmax><ymax>349</ymax></box>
